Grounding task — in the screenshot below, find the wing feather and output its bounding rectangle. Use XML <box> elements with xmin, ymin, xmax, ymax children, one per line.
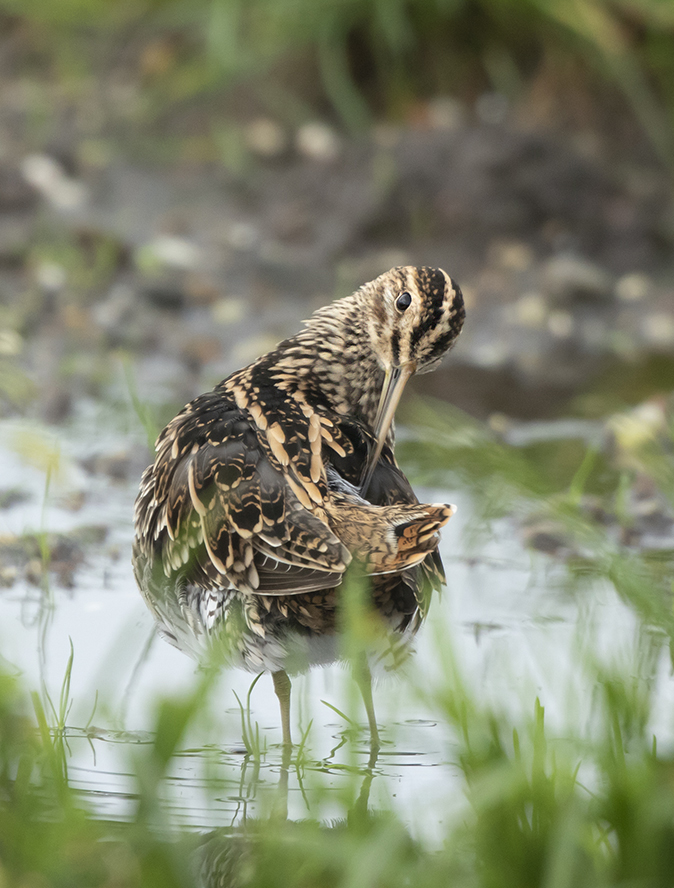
<box><xmin>135</xmin><ymin>392</ymin><xmax>351</xmax><ymax>596</ymax></box>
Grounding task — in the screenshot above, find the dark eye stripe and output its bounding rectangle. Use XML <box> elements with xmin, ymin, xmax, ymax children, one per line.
<box><xmin>410</xmin><ymin>301</ymin><xmax>444</xmax><ymax>349</ymax></box>
<box><xmin>390</xmin><ymin>330</ymin><xmax>400</xmax><ymax>365</ymax></box>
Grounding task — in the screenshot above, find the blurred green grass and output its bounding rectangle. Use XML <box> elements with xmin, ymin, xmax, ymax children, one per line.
<box><xmin>403</xmin><ymin>397</ymin><xmax>674</xmax><ymax>642</ymax></box>
<box><xmin>3</xmin><ymin>394</ymin><xmax>674</xmax><ymax>885</ymax></box>
<box><xmin>2</xmin><ymin>3</ymin><xmax>674</xmax><ymax>877</ymax></box>
<box><xmin>3</xmin><ymin>608</ymin><xmax>674</xmax><ymax>886</ymax></box>
<box><xmin>1</xmin><ymin>0</ymin><xmax>674</xmax><ymax>160</ymax></box>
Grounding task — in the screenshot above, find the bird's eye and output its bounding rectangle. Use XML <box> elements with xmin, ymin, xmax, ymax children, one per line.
<box><xmin>396</xmin><ymin>291</ymin><xmax>412</xmax><ymax>312</ymax></box>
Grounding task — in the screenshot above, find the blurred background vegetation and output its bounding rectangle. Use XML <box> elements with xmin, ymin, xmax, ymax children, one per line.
<box><xmin>1</xmin><ymin>0</ymin><xmax>674</xmax><ymax>159</ymax></box>
<box><xmin>2</xmin><ymin>1</ymin><xmax>674</xmax><ymax>886</ymax></box>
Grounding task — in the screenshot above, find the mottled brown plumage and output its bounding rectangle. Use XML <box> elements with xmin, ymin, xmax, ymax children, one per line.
<box><xmin>133</xmin><ymin>265</ymin><xmax>465</xmax><ymax>746</ymax></box>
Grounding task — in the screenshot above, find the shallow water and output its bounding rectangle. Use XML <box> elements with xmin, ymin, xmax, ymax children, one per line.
<box><xmin>1</xmin><ymin>399</ymin><xmax>672</xmax><ymax>843</ymax></box>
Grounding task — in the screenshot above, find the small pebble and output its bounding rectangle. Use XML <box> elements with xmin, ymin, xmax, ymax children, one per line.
<box><xmin>522</xmin><ymin>521</ymin><xmax>570</xmax><ymax>555</ymax></box>
<box><xmin>143</xmin><ymin>235</ymin><xmax>201</xmax><ymax>271</ymax></box>
<box><xmin>632</xmin><ymin>496</ymin><xmax>666</xmax><ymax>519</ymax></box>
<box><xmin>20</xmin><ymin>153</ymin><xmax>87</xmax><ymax>211</ymax></box>
<box><xmin>245</xmin><ymin>118</ymin><xmax>287</xmax><ymax>158</ymax></box>
<box><xmin>81</xmin><ymin>452</ymin><xmax>132</xmax><ymax>481</ymax></box>
<box><xmin>0</xmin><ymin>329</ymin><xmax>23</xmax><ymax>356</ymax></box>
<box><xmin>487</xmin><ymin>413</ymin><xmax>511</xmax><ymax>434</ymax></box>
<box><xmin>471</xmin><ymin>341</ymin><xmax>510</xmax><ymax>368</ymax></box>
<box><xmin>544</xmin><ymin>254</ymin><xmax>612</xmax><ymax>303</ymax></box>
<box><xmin>296</xmin><ymin>122</ymin><xmax>341</xmax><ymax>163</ymax></box>
<box><xmin>212</xmin><ymin>298</ymin><xmax>246</xmax><ymax>325</ymax></box>
<box><xmin>25</xmin><ymin>558</ymin><xmax>44</xmax><ymax>585</ymax></box>
<box><xmin>0</xmin><ymin>565</ymin><xmax>18</xmax><ymax>587</ymax></box>
<box><xmin>0</xmin><ymin>488</ymin><xmax>29</xmax><ymax>509</ymax></box>
<box><xmin>609</xmin><ymin>401</ymin><xmax>666</xmax><ymax>451</ymax></box>
<box><xmin>615</xmin><ymin>272</ymin><xmax>650</xmax><ymax>302</ymax></box>
<box><xmin>35</xmin><ymin>261</ymin><xmax>67</xmax><ymax>292</ymax></box>
<box><xmin>514</xmin><ymin>292</ymin><xmax>547</xmax><ymax>328</ymax></box>
<box><xmin>631</xmin><ymin>401</ymin><xmax>667</xmax><ymax>430</ymax></box>
<box><xmin>642</xmin><ymin>312</ymin><xmax>674</xmax><ymax>347</ymax></box>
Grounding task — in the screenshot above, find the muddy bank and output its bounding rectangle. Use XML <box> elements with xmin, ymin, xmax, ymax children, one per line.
<box><xmin>0</xmin><ymin>108</ymin><xmax>673</xmax><ymax>428</ymax></box>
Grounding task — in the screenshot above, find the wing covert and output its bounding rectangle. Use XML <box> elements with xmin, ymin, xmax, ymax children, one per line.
<box><xmin>134</xmin><ymin>391</ymin><xmax>350</xmax><ymax>596</ymax></box>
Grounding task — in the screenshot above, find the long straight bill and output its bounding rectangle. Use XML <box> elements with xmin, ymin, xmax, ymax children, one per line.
<box><xmin>360</xmin><ymin>362</ymin><xmax>415</xmax><ymax>498</ymax></box>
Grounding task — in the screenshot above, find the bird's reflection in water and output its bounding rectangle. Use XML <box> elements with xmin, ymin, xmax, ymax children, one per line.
<box><xmin>194</xmin><ymin>742</ymin><xmax>392</xmax><ymax>888</ymax></box>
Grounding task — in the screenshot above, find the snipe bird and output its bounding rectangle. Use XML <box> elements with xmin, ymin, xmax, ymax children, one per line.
<box><xmin>133</xmin><ymin>266</ymin><xmax>465</xmax><ymax>748</ymax></box>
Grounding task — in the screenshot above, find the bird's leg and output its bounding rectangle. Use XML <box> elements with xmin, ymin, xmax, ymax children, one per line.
<box><xmin>272</xmin><ymin>669</ymin><xmax>292</xmax><ymax>748</ymax></box>
<box><xmin>271</xmin><ymin>744</ymin><xmax>291</xmax><ymax>821</ymax></box>
<box><xmin>348</xmin><ymin>743</ymin><xmax>379</xmax><ymax>829</ymax></box>
<box><xmin>352</xmin><ymin>655</ymin><xmax>380</xmax><ymax>752</ymax></box>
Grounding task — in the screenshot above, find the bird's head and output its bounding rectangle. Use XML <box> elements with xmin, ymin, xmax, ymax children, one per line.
<box><xmin>363</xmin><ymin>265</ymin><xmax>465</xmax><ymax>377</ymax></box>
<box><xmin>358</xmin><ymin>265</ymin><xmax>465</xmax><ymax>494</ymax></box>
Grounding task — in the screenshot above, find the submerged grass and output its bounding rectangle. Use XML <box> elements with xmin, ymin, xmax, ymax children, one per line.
<box><xmin>232</xmin><ymin>672</ymin><xmax>266</xmax><ymax>760</ymax></box>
